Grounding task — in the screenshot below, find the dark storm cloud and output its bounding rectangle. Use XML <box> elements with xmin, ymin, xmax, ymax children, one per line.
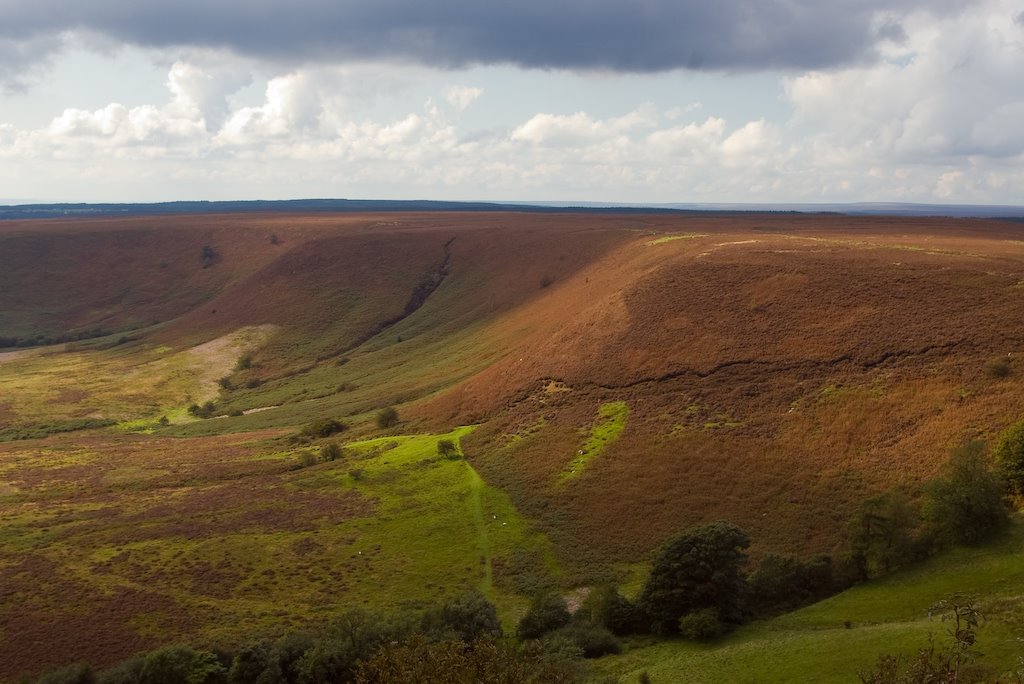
<box><xmin>0</xmin><ymin>0</ymin><xmax>976</xmax><ymax>75</ymax></box>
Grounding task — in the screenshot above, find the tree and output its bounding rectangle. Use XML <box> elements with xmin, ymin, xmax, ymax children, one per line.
<box><xmin>923</xmin><ymin>440</ymin><xmax>1008</xmax><ymax>546</ymax></box>
<box><xmin>847</xmin><ymin>491</ymin><xmax>918</xmax><ymax>579</ymax></box>
<box><xmin>638</xmin><ymin>521</ymin><xmax>750</xmax><ymax>633</ymax></box>
<box><xmin>321</xmin><ymin>442</ymin><xmax>343</xmax><ymax>462</ymax></box>
<box><xmin>517</xmin><ymin>592</ymin><xmax>571</xmax><ymax>640</ymax></box>
<box><xmin>201</xmin><ymin>245</ymin><xmax>217</xmax><ymax>268</ymax></box>
<box><xmin>748</xmin><ymin>554</ymin><xmax>836</xmax><ymax>617</ymax></box>
<box><xmin>577</xmin><ymin>585</ymin><xmax>644</xmax><ymax>636</ymax></box>
<box><xmin>137</xmin><ymin>645</ymin><xmax>224</xmax><ymax>684</ymax></box>
<box><xmin>436</xmin><ymin>439</ymin><xmax>459</xmax><ymax>459</ymax></box>
<box><xmin>993</xmin><ymin>419</ymin><xmax>1024</xmax><ymax>496</ymax></box>
<box><xmin>422</xmin><ymin>589</ymin><xmax>502</xmax><ymax>643</ymax></box>
<box><xmin>376</xmin><ymin>407</ymin><xmax>399</xmax><ymax>429</ymax></box>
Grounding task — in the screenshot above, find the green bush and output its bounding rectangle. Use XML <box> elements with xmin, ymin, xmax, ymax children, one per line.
<box><xmin>993</xmin><ymin>420</ymin><xmax>1024</xmax><ymax>496</ymax></box>
<box><xmin>678</xmin><ymin>608</ymin><xmax>729</xmax><ymax>641</ymax></box>
<box><xmin>299</xmin><ymin>419</ymin><xmax>348</xmax><ymax>440</ymax></box>
<box><xmin>137</xmin><ymin>645</ymin><xmax>224</xmax><ymax>684</ymax></box>
<box><xmin>517</xmin><ymin>592</ymin><xmax>571</xmax><ymax>640</ymax></box>
<box><xmin>375</xmin><ymin>407</ymin><xmax>399</xmax><ymax>429</ymax></box>
<box><xmin>422</xmin><ymin>589</ymin><xmax>502</xmax><ymax>643</ymax></box>
<box><xmin>320</xmin><ymin>443</ymin><xmax>343</xmax><ymax>462</ymax></box>
<box><xmin>548</xmin><ymin>623</ymin><xmax>621</xmax><ymax>658</ymax></box>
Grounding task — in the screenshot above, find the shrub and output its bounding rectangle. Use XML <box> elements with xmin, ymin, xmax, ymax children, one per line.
<box><xmin>217</xmin><ymin>376</ymin><xmax>234</xmax><ymax>391</ymax></box>
<box><xmin>270</xmin><ymin>233</ymin><xmax>280</xmax><ymax>245</ymax></box>
<box><xmin>158</xmin><ymin>416</ymin><xmax>170</xmax><ymax>426</ymax></box>
<box><xmin>548</xmin><ymin>623</ymin><xmax>621</xmax><ymax>658</ymax></box>
<box><xmin>517</xmin><ymin>592</ymin><xmax>571</xmax><ymax>640</ymax></box>
<box><xmin>187</xmin><ymin>401</ymin><xmax>216</xmax><ymax>419</ymax></box>
<box><xmin>678</xmin><ymin>608</ymin><xmax>729</xmax><ymax>641</ymax></box>
<box><xmin>300</xmin><ymin>418</ymin><xmax>347</xmax><ymax>439</ymax></box>
<box><xmin>295</xmin><ymin>450</ymin><xmax>318</xmax><ymax>469</ymax></box>
<box><xmin>235</xmin><ymin>354</ymin><xmax>253</xmax><ymax>371</ymax></box>
<box><xmin>201</xmin><ymin>245</ymin><xmax>217</xmax><ymax>268</ymax></box>
<box><xmin>321</xmin><ymin>442</ymin><xmax>343</xmax><ymax>462</ymax></box>
<box><xmin>986</xmin><ymin>358</ymin><xmax>1012</xmax><ymax>379</ymax></box>
<box><xmin>376</xmin><ymin>407</ymin><xmax>399</xmax><ymax>429</ymax></box>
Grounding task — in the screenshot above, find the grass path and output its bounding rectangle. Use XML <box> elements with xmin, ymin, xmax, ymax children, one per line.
<box><xmin>465</xmin><ymin>462</ymin><xmax>494</xmax><ymax>596</ymax></box>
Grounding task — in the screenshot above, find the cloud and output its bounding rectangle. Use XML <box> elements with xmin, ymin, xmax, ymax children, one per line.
<box><xmin>0</xmin><ymin>0</ymin><xmax>979</xmax><ymax>88</ymax></box>
<box><xmin>784</xmin><ymin>0</ymin><xmax>1024</xmax><ymax>162</ymax></box>
<box><xmin>443</xmin><ymin>86</ymin><xmax>482</xmax><ymax>112</ymax></box>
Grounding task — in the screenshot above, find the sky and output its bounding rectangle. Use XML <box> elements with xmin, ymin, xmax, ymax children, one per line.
<box><xmin>0</xmin><ymin>0</ymin><xmax>1022</xmax><ymax>204</ymax></box>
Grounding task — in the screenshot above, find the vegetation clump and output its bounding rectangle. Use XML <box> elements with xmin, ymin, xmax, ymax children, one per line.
<box><xmin>376</xmin><ymin>407</ymin><xmax>399</xmax><ymax>429</ymax></box>
<box><xmin>993</xmin><ymin>420</ymin><xmax>1024</xmax><ymax>496</ymax></box>
<box><xmin>187</xmin><ymin>401</ymin><xmax>217</xmax><ymax>419</ymax></box>
<box><xmin>638</xmin><ymin>521</ymin><xmax>749</xmax><ymax>635</ymax></box>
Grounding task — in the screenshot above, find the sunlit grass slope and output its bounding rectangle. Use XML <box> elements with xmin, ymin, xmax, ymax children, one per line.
<box><xmin>0</xmin><ymin>427</ymin><xmax>556</xmax><ymax>680</ymax></box>
<box><xmin>597</xmin><ymin>518</ymin><xmax>1024</xmax><ymax>683</ymax></box>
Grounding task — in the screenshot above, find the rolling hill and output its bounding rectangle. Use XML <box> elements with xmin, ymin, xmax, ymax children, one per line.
<box><xmin>2</xmin><ymin>210</ymin><xmax>1024</xmax><ymax>679</ymax></box>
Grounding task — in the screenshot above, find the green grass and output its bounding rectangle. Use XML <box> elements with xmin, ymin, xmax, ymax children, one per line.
<box><xmin>0</xmin><ymin>427</ymin><xmax>558</xmax><ymax>662</ymax></box>
<box><xmin>560</xmin><ymin>401</ymin><xmax>629</xmax><ymax>482</ymax></box>
<box><xmin>596</xmin><ymin>519</ymin><xmax>1024</xmax><ymax>683</ymax></box>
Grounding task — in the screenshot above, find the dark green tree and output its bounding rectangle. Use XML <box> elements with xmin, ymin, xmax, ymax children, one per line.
<box><xmin>137</xmin><ymin>645</ymin><xmax>224</xmax><ymax>684</ymax></box>
<box><xmin>923</xmin><ymin>440</ymin><xmax>1008</xmax><ymax>546</ymax></box>
<box><xmin>517</xmin><ymin>592</ymin><xmax>571</xmax><ymax>640</ymax></box>
<box><xmin>436</xmin><ymin>439</ymin><xmax>459</xmax><ymax>459</ymax></box>
<box><xmin>748</xmin><ymin>554</ymin><xmax>835</xmax><ymax>616</ymax></box>
<box><xmin>228</xmin><ymin>642</ymin><xmax>270</xmax><ymax>684</ymax></box>
<box><xmin>577</xmin><ymin>585</ymin><xmax>644</xmax><ymax>636</ymax></box>
<box><xmin>422</xmin><ymin>589</ymin><xmax>502</xmax><ymax>643</ymax></box>
<box><xmin>847</xmin><ymin>491</ymin><xmax>918</xmax><ymax>579</ymax></box>
<box><xmin>638</xmin><ymin>521</ymin><xmax>750</xmax><ymax>633</ymax></box>
<box><xmin>993</xmin><ymin>419</ymin><xmax>1024</xmax><ymax>496</ymax></box>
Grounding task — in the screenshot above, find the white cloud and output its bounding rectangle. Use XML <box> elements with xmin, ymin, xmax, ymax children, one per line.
<box><xmin>443</xmin><ymin>85</ymin><xmax>482</xmax><ymax>111</ymax></box>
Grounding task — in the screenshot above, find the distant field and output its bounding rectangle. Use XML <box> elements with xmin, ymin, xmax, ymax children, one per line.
<box><xmin>2</xmin><ymin>211</ymin><xmax>1024</xmax><ymax>679</ymax></box>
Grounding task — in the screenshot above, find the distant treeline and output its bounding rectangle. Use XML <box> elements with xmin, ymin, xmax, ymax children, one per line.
<box><xmin>0</xmin><ymin>199</ymin><xmax>765</xmax><ymax>220</ymax></box>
